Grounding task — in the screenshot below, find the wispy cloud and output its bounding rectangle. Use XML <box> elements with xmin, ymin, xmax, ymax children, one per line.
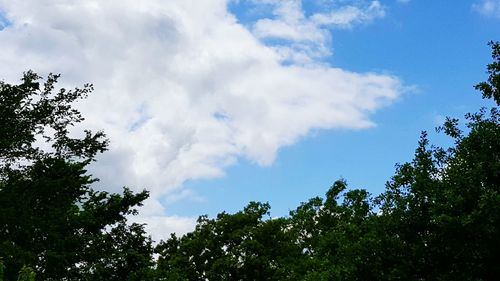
<box><xmin>251</xmin><ymin>0</ymin><xmax>386</xmax><ymax>63</ymax></box>
<box><xmin>0</xmin><ymin>0</ymin><xmax>402</xmax><ymax>241</ymax></box>
<box><xmin>473</xmin><ymin>0</ymin><xmax>500</xmax><ymax>18</ymax></box>
<box><xmin>311</xmin><ymin>1</ymin><xmax>385</xmax><ymax>27</ymax></box>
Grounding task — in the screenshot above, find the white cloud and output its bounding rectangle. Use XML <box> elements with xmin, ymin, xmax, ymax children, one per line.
<box><xmin>311</xmin><ymin>1</ymin><xmax>385</xmax><ymax>27</ymax></box>
<box><xmin>252</xmin><ymin>0</ymin><xmax>385</xmax><ymax>62</ymax></box>
<box><xmin>134</xmin><ymin>214</ymin><xmax>198</xmax><ymax>241</ymax></box>
<box><xmin>473</xmin><ymin>0</ymin><xmax>500</xmax><ymax>18</ymax></box>
<box><xmin>0</xmin><ymin>0</ymin><xmax>402</xmax><ymax>241</ymax></box>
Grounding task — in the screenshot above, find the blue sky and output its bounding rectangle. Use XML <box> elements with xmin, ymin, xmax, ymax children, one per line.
<box><xmin>0</xmin><ymin>0</ymin><xmax>499</xmax><ymax>239</ymax></box>
<box><xmin>168</xmin><ymin>0</ymin><xmax>499</xmax><ymax>217</ymax></box>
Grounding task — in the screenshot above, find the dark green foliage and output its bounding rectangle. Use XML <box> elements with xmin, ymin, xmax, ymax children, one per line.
<box><xmin>0</xmin><ymin>259</ymin><xmax>4</xmax><ymax>281</ymax></box>
<box><xmin>82</xmin><ymin>222</ymin><xmax>155</xmax><ymax>281</ymax></box>
<box><xmin>16</xmin><ymin>267</ymin><xmax>35</xmax><ymax>281</ymax></box>
<box><xmin>475</xmin><ymin>41</ymin><xmax>500</xmax><ymax>105</ymax></box>
<box><xmin>0</xmin><ymin>72</ymin><xmax>154</xmax><ymax>280</ymax></box>
<box><xmin>156</xmin><ymin>202</ymin><xmax>304</xmax><ymax>281</ymax></box>
<box><xmin>0</xmin><ymin>71</ymin><xmax>106</xmax><ymax>165</ymax></box>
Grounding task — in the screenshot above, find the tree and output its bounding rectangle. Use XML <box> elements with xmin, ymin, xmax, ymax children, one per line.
<box><xmin>0</xmin><ymin>72</ymin><xmax>154</xmax><ymax>280</ymax></box>
<box><xmin>475</xmin><ymin>41</ymin><xmax>500</xmax><ymax>105</ymax></box>
<box><xmin>374</xmin><ymin>41</ymin><xmax>500</xmax><ymax>280</ymax></box>
<box><xmin>297</xmin><ymin>41</ymin><xmax>500</xmax><ymax>280</ymax></box>
<box><xmin>156</xmin><ymin>202</ymin><xmax>304</xmax><ymax>280</ymax></box>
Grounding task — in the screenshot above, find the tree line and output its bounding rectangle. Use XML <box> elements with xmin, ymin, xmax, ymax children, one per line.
<box><xmin>1</xmin><ymin>41</ymin><xmax>499</xmax><ymax>280</ymax></box>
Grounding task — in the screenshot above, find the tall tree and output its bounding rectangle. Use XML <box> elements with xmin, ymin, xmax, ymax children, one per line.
<box><xmin>375</xmin><ymin>41</ymin><xmax>500</xmax><ymax>280</ymax></box>
<box><xmin>0</xmin><ymin>72</ymin><xmax>154</xmax><ymax>280</ymax></box>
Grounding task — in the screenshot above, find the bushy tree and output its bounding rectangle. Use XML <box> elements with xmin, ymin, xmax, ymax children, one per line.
<box><xmin>156</xmin><ymin>201</ymin><xmax>304</xmax><ymax>280</ymax></box>
<box><xmin>374</xmin><ymin>41</ymin><xmax>500</xmax><ymax>280</ymax></box>
<box><xmin>0</xmin><ymin>72</ymin><xmax>154</xmax><ymax>280</ymax></box>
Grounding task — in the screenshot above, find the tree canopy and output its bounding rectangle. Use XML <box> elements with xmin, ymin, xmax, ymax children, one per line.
<box><xmin>0</xmin><ymin>72</ymin><xmax>153</xmax><ymax>280</ymax></box>
<box><xmin>1</xmin><ymin>41</ymin><xmax>499</xmax><ymax>280</ymax></box>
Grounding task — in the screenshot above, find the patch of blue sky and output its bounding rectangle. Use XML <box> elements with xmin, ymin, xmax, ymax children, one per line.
<box><xmin>168</xmin><ymin>1</ymin><xmax>500</xmax><ymax>218</ymax></box>
<box><xmin>128</xmin><ymin>105</ymin><xmax>152</xmax><ymax>132</ymax></box>
<box><xmin>213</xmin><ymin>111</ymin><xmax>230</xmax><ymax>121</ymax></box>
<box><xmin>228</xmin><ymin>1</ymin><xmax>275</xmax><ymax>26</ymax></box>
<box><xmin>0</xmin><ymin>10</ymin><xmax>11</xmax><ymax>30</ymax></box>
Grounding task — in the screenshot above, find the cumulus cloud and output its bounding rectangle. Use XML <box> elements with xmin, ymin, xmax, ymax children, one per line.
<box><xmin>473</xmin><ymin>0</ymin><xmax>500</xmax><ymax>18</ymax></box>
<box><xmin>0</xmin><ymin>0</ymin><xmax>402</xmax><ymax>241</ymax></box>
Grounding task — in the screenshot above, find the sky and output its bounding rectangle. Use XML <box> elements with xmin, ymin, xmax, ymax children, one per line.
<box><xmin>0</xmin><ymin>0</ymin><xmax>499</xmax><ymax>241</ymax></box>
